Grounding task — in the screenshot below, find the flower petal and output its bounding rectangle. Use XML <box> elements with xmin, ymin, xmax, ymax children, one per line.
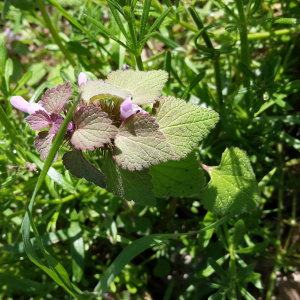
<box><xmin>28</xmin><ymin>102</ymin><xmax>47</xmax><ymax>114</ymax></box>
<box><xmin>120</xmin><ymin>97</ymin><xmax>148</xmax><ymax>120</ymax></box>
<box><xmin>78</xmin><ymin>72</ymin><xmax>88</xmax><ymax>86</ymax></box>
<box><xmin>10</xmin><ymin>96</ymin><xmax>31</xmax><ymax>113</ymax></box>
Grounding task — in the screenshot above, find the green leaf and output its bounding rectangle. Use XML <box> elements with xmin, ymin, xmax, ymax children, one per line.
<box><xmin>107</xmin><ymin>2</ymin><xmax>129</xmax><ymax>40</ymax></box>
<box><xmin>235</xmin><ymin>241</ymin><xmax>268</xmax><ymax>254</ymax></box>
<box><xmin>150</xmin><ymin>151</ymin><xmax>206</xmax><ymax>197</ymax></box>
<box><xmin>201</xmin><ymin>148</ymin><xmax>260</xmax><ymax>216</ymax></box>
<box><xmin>83</xmin><ymin>14</ymin><xmax>130</xmax><ymax>51</ymax></box>
<box><xmin>106</xmin><ymin>70</ymin><xmax>168</xmax><ymax>105</ymax></box>
<box><xmin>70</xmin><ymin>209</ymin><xmax>85</xmax><ymax>283</ymax></box>
<box><xmin>152</xmin><ymin>96</ymin><xmax>219</xmax><ymax>159</ymax></box>
<box><xmin>94</xmin><ymin>215</ymin><xmax>231</xmax><ymax>296</ymax></box>
<box><xmin>139</xmin><ymin>0</ymin><xmax>152</xmax><ymax>38</ymax></box>
<box><xmin>279</xmin><ymin>132</ymin><xmax>300</xmax><ymax>152</ymax></box>
<box><xmin>237</xmin><ymin>283</ymin><xmax>256</xmax><ymax>300</ymax></box>
<box><xmin>79</xmin><ymin>79</ymin><xmax>131</xmax><ymax>103</ymax></box>
<box><xmin>5</xmin><ymin>58</ymin><xmax>13</xmax><ymax>92</ymax></box>
<box><xmin>233</xmin><ymin>220</ymin><xmax>245</xmax><ymax>250</ymax></box>
<box><xmin>0</xmin><ymin>35</ymin><xmax>8</xmax><ymax>74</ymax></box>
<box><xmin>27</xmin><ymin>152</ymin><xmax>76</xmax><ymax>194</ymax></box>
<box><xmin>198</xmin><ymin>211</ymin><xmax>217</xmax><ymax>249</ymax></box>
<box><xmin>62</xmin><ymin>150</ymin><xmax>106</xmax><ymax>188</ymax></box>
<box><xmin>12</xmin><ymin>71</ymin><xmax>32</xmax><ymax>94</ymax></box>
<box><xmin>238</xmin><ymin>62</ymin><xmax>256</xmax><ymax>81</ymax></box>
<box><xmin>181</xmin><ymin>72</ymin><xmax>205</xmax><ymax>99</ymax></box>
<box><xmin>258</xmin><ymin>167</ymin><xmax>276</xmax><ymax>191</ymax></box>
<box><xmin>114</xmin><ymin>113</ymin><xmax>172</xmax><ymax>170</ymax></box>
<box><xmin>71</xmin><ymin>106</ymin><xmax>119</xmax><ymax>151</ymax></box>
<box><xmin>208</xmin><ymin>257</ymin><xmax>227</xmax><ymax>278</ymax></box>
<box><xmin>102</xmin><ymin>154</ymin><xmax>156</xmax><ymax>206</ymax></box>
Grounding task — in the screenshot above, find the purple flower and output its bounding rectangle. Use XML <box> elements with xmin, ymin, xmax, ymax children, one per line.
<box><xmin>10</xmin><ymin>96</ymin><xmax>46</xmax><ymax>114</ymax></box>
<box><xmin>120</xmin><ymin>97</ymin><xmax>147</xmax><ymax>120</ymax></box>
<box><xmin>10</xmin><ymin>96</ymin><xmax>72</xmax><ymax>132</ymax></box>
<box><xmin>78</xmin><ymin>72</ymin><xmax>88</xmax><ymax>86</ymax></box>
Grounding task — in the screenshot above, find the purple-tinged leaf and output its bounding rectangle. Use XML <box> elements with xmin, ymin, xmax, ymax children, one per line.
<box><xmin>25</xmin><ymin>110</ymin><xmax>52</xmax><ymax>130</ymax></box>
<box><xmin>113</xmin><ymin>113</ymin><xmax>172</xmax><ymax>171</ymax></box>
<box><xmin>102</xmin><ymin>154</ymin><xmax>156</xmax><ymax>206</ymax></box>
<box><xmin>79</xmin><ymin>79</ymin><xmax>131</xmax><ymax>103</ymax></box>
<box><xmin>106</xmin><ymin>70</ymin><xmax>168</xmax><ymax>105</ymax></box>
<box><xmin>71</xmin><ymin>106</ymin><xmax>119</xmax><ymax>151</ymax></box>
<box><xmin>62</xmin><ymin>150</ymin><xmax>106</xmax><ymax>188</ymax></box>
<box><xmin>42</xmin><ymin>81</ymin><xmax>72</xmax><ymax>114</ymax></box>
<box><xmin>49</xmin><ymin>114</ymin><xmax>64</xmax><ymax>134</ymax></box>
<box><xmin>34</xmin><ymin>131</ymin><xmax>58</xmax><ymax>161</ymax></box>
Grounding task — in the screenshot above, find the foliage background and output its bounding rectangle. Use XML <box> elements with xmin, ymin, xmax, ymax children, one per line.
<box><xmin>0</xmin><ymin>0</ymin><xmax>300</xmax><ymax>299</ymax></box>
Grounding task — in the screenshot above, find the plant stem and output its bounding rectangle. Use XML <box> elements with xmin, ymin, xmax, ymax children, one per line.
<box><xmin>222</xmin><ymin>223</ymin><xmax>236</xmax><ymax>277</ymax></box>
<box><xmin>135</xmin><ymin>55</ymin><xmax>144</xmax><ymax>71</ymax></box>
<box><xmin>266</xmin><ymin>143</ymin><xmax>284</xmax><ymax>300</ymax></box>
<box><xmin>234</xmin><ymin>0</ymin><xmax>251</xmax><ymax>109</ymax></box>
<box><xmin>189</xmin><ymin>7</ymin><xmax>222</xmax><ymax>108</ymax></box>
<box><xmin>36</xmin><ymin>0</ymin><xmax>76</xmax><ymax>67</ymax></box>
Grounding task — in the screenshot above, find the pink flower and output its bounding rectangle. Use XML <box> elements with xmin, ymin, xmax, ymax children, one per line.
<box><xmin>10</xmin><ymin>96</ymin><xmax>73</xmax><ymax>131</ymax></box>
<box><xmin>120</xmin><ymin>97</ymin><xmax>147</xmax><ymax>120</ymax></box>
<box><xmin>10</xmin><ymin>96</ymin><xmax>46</xmax><ymax>114</ymax></box>
<box><xmin>78</xmin><ymin>72</ymin><xmax>88</xmax><ymax>86</ymax></box>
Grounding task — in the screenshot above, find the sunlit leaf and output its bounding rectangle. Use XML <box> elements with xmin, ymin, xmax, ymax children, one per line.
<box><xmin>113</xmin><ymin>113</ymin><xmax>172</xmax><ymax>170</ymax></box>
<box><xmin>201</xmin><ymin>148</ymin><xmax>260</xmax><ymax>216</ymax></box>
<box><xmin>106</xmin><ymin>70</ymin><xmax>168</xmax><ymax>104</ymax></box>
<box><xmin>79</xmin><ymin>79</ymin><xmax>131</xmax><ymax>103</ymax></box>
<box><xmin>152</xmin><ymin>96</ymin><xmax>219</xmax><ymax>158</ymax></box>
<box><xmin>71</xmin><ymin>106</ymin><xmax>118</xmax><ymax>150</ymax></box>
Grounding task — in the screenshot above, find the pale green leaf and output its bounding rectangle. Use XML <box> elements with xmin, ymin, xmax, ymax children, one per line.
<box><xmin>62</xmin><ymin>150</ymin><xmax>106</xmax><ymax>188</ymax></box>
<box><xmin>102</xmin><ymin>154</ymin><xmax>156</xmax><ymax>206</ymax></box>
<box><xmin>79</xmin><ymin>79</ymin><xmax>131</xmax><ymax>103</ymax></box>
<box><xmin>150</xmin><ymin>151</ymin><xmax>206</xmax><ymax>197</ymax></box>
<box><xmin>201</xmin><ymin>148</ymin><xmax>260</xmax><ymax>216</ymax></box>
<box><xmin>152</xmin><ymin>96</ymin><xmax>219</xmax><ymax>159</ymax></box>
<box><xmin>106</xmin><ymin>70</ymin><xmax>168</xmax><ymax>105</ymax></box>
<box><xmin>71</xmin><ymin>106</ymin><xmax>119</xmax><ymax>150</ymax></box>
<box><xmin>114</xmin><ymin>113</ymin><xmax>172</xmax><ymax>170</ymax></box>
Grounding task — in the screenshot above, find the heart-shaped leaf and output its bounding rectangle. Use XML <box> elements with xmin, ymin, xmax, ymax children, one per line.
<box><xmin>106</xmin><ymin>70</ymin><xmax>168</xmax><ymax>105</ymax></box>
<box><xmin>102</xmin><ymin>154</ymin><xmax>156</xmax><ymax>206</ymax></box>
<box><xmin>152</xmin><ymin>96</ymin><xmax>219</xmax><ymax>159</ymax></box>
<box><xmin>113</xmin><ymin>113</ymin><xmax>172</xmax><ymax>170</ymax></box>
<box><xmin>79</xmin><ymin>79</ymin><xmax>131</xmax><ymax>103</ymax></box>
<box><xmin>62</xmin><ymin>150</ymin><xmax>106</xmax><ymax>188</ymax></box>
<box><xmin>201</xmin><ymin>148</ymin><xmax>260</xmax><ymax>216</ymax></box>
<box><xmin>25</xmin><ymin>110</ymin><xmax>52</xmax><ymax>130</ymax></box>
<box><xmin>150</xmin><ymin>151</ymin><xmax>206</xmax><ymax>198</ymax></box>
<box><xmin>71</xmin><ymin>106</ymin><xmax>119</xmax><ymax>151</ymax></box>
<box><xmin>42</xmin><ymin>81</ymin><xmax>73</xmax><ymax>114</ymax></box>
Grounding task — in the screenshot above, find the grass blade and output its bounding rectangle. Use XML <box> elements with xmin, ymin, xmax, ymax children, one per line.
<box><xmin>139</xmin><ymin>0</ymin><xmax>152</xmax><ymax>38</ymax></box>
<box><xmin>181</xmin><ymin>72</ymin><xmax>205</xmax><ymax>99</ymax></box>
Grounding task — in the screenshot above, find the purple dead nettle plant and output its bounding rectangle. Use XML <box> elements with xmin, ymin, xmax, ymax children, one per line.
<box><xmin>11</xmin><ymin>69</ymin><xmax>220</xmax><ymax>204</ymax></box>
